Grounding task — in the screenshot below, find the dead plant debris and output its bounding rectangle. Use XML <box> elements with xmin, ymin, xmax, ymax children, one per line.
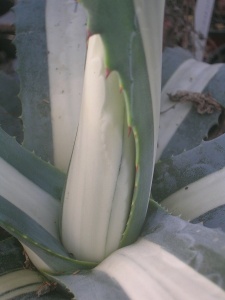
<box><xmin>168</xmin><ymin>90</ymin><xmax>222</xmax><ymax>114</ymax></box>
<box><xmin>23</xmin><ymin>249</ymin><xmax>36</xmax><ymax>270</ymax></box>
<box><xmin>37</xmin><ymin>281</ymin><xmax>58</xmax><ymax>297</ymax></box>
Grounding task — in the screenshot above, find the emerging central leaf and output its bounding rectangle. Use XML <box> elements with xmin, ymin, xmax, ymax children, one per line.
<box><xmin>61</xmin><ymin>35</ymin><xmax>135</xmax><ymax>262</ymax></box>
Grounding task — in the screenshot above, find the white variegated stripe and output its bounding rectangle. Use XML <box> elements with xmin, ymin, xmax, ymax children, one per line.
<box><xmin>157</xmin><ymin>59</ymin><xmax>223</xmax><ymax>160</ymax></box>
<box><xmin>96</xmin><ymin>238</ymin><xmax>225</xmax><ymax>300</ymax></box>
<box><xmin>157</xmin><ymin>100</ymin><xmax>191</xmax><ymax>161</ymax></box>
<box><xmin>0</xmin><ymin>158</ymin><xmax>59</xmax><ymax>238</ymax></box>
<box><xmin>194</xmin><ymin>0</ymin><xmax>215</xmax><ymax>61</ymax></box>
<box><xmin>22</xmin><ymin>245</ymin><xmax>54</xmax><ymax>274</ymax></box>
<box><xmin>0</xmin><ymin>270</ymin><xmax>43</xmax><ymax>299</ymax></box>
<box><xmin>133</xmin><ymin>0</ymin><xmax>164</xmax><ymax>161</ymax></box>
<box><xmin>161</xmin><ymin>59</ymin><xmax>222</xmax><ymax>113</ymax></box>
<box><xmin>61</xmin><ymin>35</ymin><xmax>135</xmax><ymax>262</ymax></box>
<box><xmin>161</xmin><ymin>166</ymin><xmax>225</xmax><ymax>221</ymax></box>
<box><xmin>46</xmin><ymin>0</ymin><xmax>87</xmax><ymax>172</ymax></box>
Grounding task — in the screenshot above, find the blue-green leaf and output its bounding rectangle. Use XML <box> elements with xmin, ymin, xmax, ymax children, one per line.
<box><xmin>0</xmin><ymin>196</ymin><xmax>96</xmax><ymax>274</ymax></box>
<box><xmin>153</xmin><ymin>134</ymin><xmax>225</xmax><ymax>221</ymax></box>
<box><xmin>50</xmin><ymin>201</ymin><xmax>225</xmax><ymax>299</ymax></box>
<box><xmin>158</xmin><ymin>47</ymin><xmax>225</xmax><ymax>159</ymax></box>
<box><xmin>0</xmin><ymin>127</ymin><xmax>65</xmax><ymax>200</ymax></box>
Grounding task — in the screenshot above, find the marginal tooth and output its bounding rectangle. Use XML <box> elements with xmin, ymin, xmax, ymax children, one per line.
<box><xmin>128</xmin><ymin>126</ymin><xmax>132</xmax><ymax>137</ymax></box>
<box><xmin>105</xmin><ymin>68</ymin><xmax>111</xmax><ymax>79</ymax></box>
<box><xmin>86</xmin><ymin>30</ymin><xmax>94</xmax><ymax>44</ymax></box>
<box><xmin>119</xmin><ymin>85</ymin><xmax>124</xmax><ymax>93</ymax></box>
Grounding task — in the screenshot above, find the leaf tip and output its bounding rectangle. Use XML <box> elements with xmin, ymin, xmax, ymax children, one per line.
<box><xmin>105</xmin><ymin>68</ymin><xmax>111</xmax><ymax>79</ymax></box>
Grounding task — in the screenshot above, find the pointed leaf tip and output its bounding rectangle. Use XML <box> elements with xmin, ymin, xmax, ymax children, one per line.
<box><xmin>128</xmin><ymin>126</ymin><xmax>132</xmax><ymax>137</ymax></box>
<box><xmin>105</xmin><ymin>68</ymin><xmax>111</xmax><ymax>79</ymax></box>
<box><xmin>87</xmin><ymin>30</ymin><xmax>94</xmax><ymax>42</ymax></box>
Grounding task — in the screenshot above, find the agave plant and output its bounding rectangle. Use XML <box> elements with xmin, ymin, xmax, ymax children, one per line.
<box><xmin>1</xmin><ymin>0</ymin><xmax>225</xmax><ymax>299</ymax></box>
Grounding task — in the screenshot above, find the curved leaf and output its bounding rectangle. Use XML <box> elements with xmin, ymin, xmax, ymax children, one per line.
<box><xmin>61</xmin><ymin>35</ymin><xmax>136</xmax><ymax>262</ymax></box>
<box><xmin>0</xmin><ymin>270</ymin><xmax>43</xmax><ymax>299</ymax></box>
<box><xmin>79</xmin><ymin>0</ymin><xmax>164</xmax><ymax>250</ymax></box>
<box><xmin>15</xmin><ymin>0</ymin><xmax>86</xmax><ymax>170</ymax></box>
<box><xmin>158</xmin><ymin>47</ymin><xmax>225</xmax><ymax>160</ymax></box>
<box><xmin>0</xmin><ymin>196</ymin><xmax>96</xmax><ymax>274</ymax></box>
<box><xmin>153</xmin><ymin>134</ymin><xmax>225</xmax><ymax>220</ymax></box>
<box><xmin>192</xmin><ymin>204</ymin><xmax>225</xmax><ymax>232</ymax></box>
<box><xmin>51</xmin><ymin>201</ymin><xmax>225</xmax><ymax>299</ymax></box>
<box><xmin>15</xmin><ymin>0</ymin><xmax>53</xmax><ymax>162</ymax></box>
<box><xmin>45</xmin><ymin>0</ymin><xmax>87</xmax><ymax>172</ymax></box>
<box><xmin>0</xmin><ymin>127</ymin><xmax>65</xmax><ymax>200</ymax></box>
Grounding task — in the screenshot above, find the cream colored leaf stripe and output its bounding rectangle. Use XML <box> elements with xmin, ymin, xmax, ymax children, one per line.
<box><xmin>157</xmin><ymin>59</ymin><xmax>223</xmax><ymax>160</ymax></box>
<box><xmin>95</xmin><ymin>239</ymin><xmax>225</xmax><ymax>300</ymax></box>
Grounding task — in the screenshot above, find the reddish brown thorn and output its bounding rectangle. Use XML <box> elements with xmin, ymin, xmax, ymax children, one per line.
<box><xmin>119</xmin><ymin>85</ymin><xmax>123</xmax><ymax>93</ymax></box>
<box><xmin>105</xmin><ymin>68</ymin><xmax>111</xmax><ymax>79</ymax></box>
<box><xmin>128</xmin><ymin>126</ymin><xmax>132</xmax><ymax>137</ymax></box>
<box><xmin>136</xmin><ymin>165</ymin><xmax>139</xmax><ymax>172</ymax></box>
<box><xmin>86</xmin><ymin>29</ymin><xmax>94</xmax><ymax>42</ymax></box>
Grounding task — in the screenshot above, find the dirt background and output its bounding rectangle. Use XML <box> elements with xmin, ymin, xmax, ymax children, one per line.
<box><xmin>164</xmin><ymin>0</ymin><xmax>225</xmax><ymax>62</ymax></box>
<box><xmin>1</xmin><ymin>0</ymin><xmax>225</xmax><ymax>71</ymax></box>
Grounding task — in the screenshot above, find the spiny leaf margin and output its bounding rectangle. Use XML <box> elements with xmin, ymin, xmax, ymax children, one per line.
<box><xmin>80</xmin><ymin>0</ymin><xmax>155</xmax><ymax>248</ymax></box>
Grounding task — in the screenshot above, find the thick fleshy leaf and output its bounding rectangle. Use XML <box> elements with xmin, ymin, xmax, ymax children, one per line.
<box><xmin>51</xmin><ymin>201</ymin><xmax>225</xmax><ymax>299</ymax></box>
<box><xmin>15</xmin><ymin>0</ymin><xmax>53</xmax><ymax>162</ymax></box>
<box><xmin>71</xmin><ymin>0</ymin><xmax>164</xmax><ymax>254</ymax></box>
<box><xmin>0</xmin><ymin>196</ymin><xmax>96</xmax><ymax>274</ymax></box>
<box><xmin>61</xmin><ymin>35</ymin><xmax>136</xmax><ymax>262</ymax></box>
<box><xmin>142</xmin><ymin>201</ymin><xmax>225</xmax><ymax>289</ymax></box>
<box><xmin>0</xmin><ymin>127</ymin><xmax>65</xmax><ymax>200</ymax></box>
<box><xmin>15</xmin><ymin>0</ymin><xmax>86</xmax><ymax>170</ymax></box>
<box><xmin>153</xmin><ymin>134</ymin><xmax>225</xmax><ymax>220</ymax></box>
<box><xmin>0</xmin><ymin>129</ymin><xmax>95</xmax><ymax>273</ymax></box>
<box><xmin>0</xmin><ymin>235</ymin><xmax>74</xmax><ymax>299</ymax></box>
<box><xmin>45</xmin><ymin>0</ymin><xmax>87</xmax><ymax>172</ymax></box>
<box><xmin>0</xmin><ymin>158</ymin><xmax>60</xmax><ymax>237</ymax></box>
<box><xmin>0</xmin><ymin>235</ymin><xmax>43</xmax><ymax>299</ymax></box>
<box><xmin>0</xmin><ymin>270</ymin><xmax>43</xmax><ymax>299</ymax></box>
<box><xmin>0</xmin><ymin>142</ymin><xmax>68</xmax><ymax>273</ymax></box>
<box><xmin>191</xmin><ymin>204</ymin><xmax>225</xmax><ymax>232</ymax></box>
<box><xmin>133</xmin><ymin>0</ymin><xmax>164</xmax><ymax>156</ymax></box>
<box><xmin>14</xmin><ymin>0</ymin><xmax>164</xmax><ymax>264</ymax></box>
<box><xmin>157</xmin><ymin>47</ymin><xmax>225</xmax><ymax>160</ymax></box>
